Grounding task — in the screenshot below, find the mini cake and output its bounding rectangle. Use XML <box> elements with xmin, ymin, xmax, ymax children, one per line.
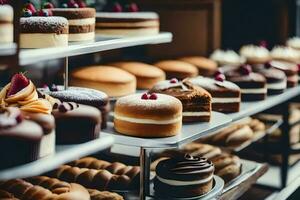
<box><xmin>210</xmin><ymin>49</ymin><xmax>246</xmax><ymax>67</ymax></box>
<box><xmin>52</xmin><ymin>101</ymin><xmax>101</xmax><ymax>144</ymax></box>
<box><xmin>225</xmin><ymin>65</ymin><xmax>267</xmax><ymax>101</ymax></box>
<box><xmin>154</xmin><ymin>60</ymin><xmax>198</xmax><ymax>80</ymax></box>
<box><xmin>20</xmin><ymin>16</ymin><xmax>69</xmax><ymax>48</ymax></box>
<box><xmin>52</xmin><ymin>8</ymin><xmax>96</xmax><ymax>41</ymax></box>
<box><xmin>149</xmin><ymin>79</ymin><xmax>212</xmax><ymax>122</ymax></box>
<box><xmin>0</xmin><ymin>107</ymin><xmax>43</xmax><ymax>169</ymax></box>
<box><xmin>109</xmin><ymin>62</ymin><xmax>166</xmax><ymax>89</ymax></box>
<box><xmin>0</xmin><ymin>73</ymin><xmax>55</xmax><ymax>158</ymax></box>
<box><xmin>270</xmin><ymin>60</ymin><xmax>299</xmax><ymax>87</ymax></box>
<box><xmin>239</xmin><ymin>45</ymin><xmax>271</xmax><ymax>64</ymax></box>
<box><xmin>0</xmin><ymin>4</ymin><xmax>13</xmax><ymax>44</ymax></box>
<box><xmin>71</xmin><ymin>66</ymin><xmax>137</xmax><ymax>97</ymax></box>
<box><xmin>271</xmin><ymin>46</ymin><xmax>300</xmax><ymax>63</ymax></box>
<box><xmin>154</xmin><ymin>154</ymin><xmax>214</xmax><ymax>198</ymax></box>
<box><xmin>287</xmin><ymin>37</ymin><xmax>300</xmax><ymax>51</ymax></box>
<box><xmin>96</xmin><ymin>12</ymin><xmax>159</xmax><ymax>36</ymax></box>
<box><xmin>186</xmin><ymin>74</ymin><xmax>241</xmax><ymax>113</ymax></box>
<box><xmin>114</xmin><ymin>93</ymin><xmax>182</xmax><ymax>137</ymax></box>
<box><xmin>179</xmin><ymin>56</ymin><xmax>218</xmax><ymax>76</ymax></box>
<box><xmin>253</xmin><ymin>65</ymin><xmax>287</xmax><ymax>94</ymax></box>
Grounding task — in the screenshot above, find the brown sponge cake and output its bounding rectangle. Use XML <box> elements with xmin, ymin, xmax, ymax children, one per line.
<box><xmin>109</xmin><ymin>62</ymin><xmax>166</xmax><ymax>89</ymax></box>
<box><xmin>71</xmin><ymin>66</ymin><xmax>136</xmax><ymax>97</ymax></box>
<box><xmin>114</xmin><ymin>93</ymin><xmax>182</xmax><ymax>138</ymax></box>
<box><xmin>270</xmin><ymin>60</ymin><xmax>298</xmax><ymax>88</ymax></box>
<box><xmin>179</xmin><ymin>56</ymin><xmax>218</xmax><ymax>76</ymax></box>
<box><xmin>154</xmin><ymin>60</ymin><xmax>198</xmax><ymax>80</ymax></box>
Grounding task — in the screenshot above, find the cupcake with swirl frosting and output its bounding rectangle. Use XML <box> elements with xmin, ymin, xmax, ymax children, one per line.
<box><xmin>154</xmin><ymin>154</ymin><xmax>214</xmax><ymax>198</ymax></box>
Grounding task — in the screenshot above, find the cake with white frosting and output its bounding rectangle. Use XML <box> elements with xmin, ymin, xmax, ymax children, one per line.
<box><xmin>210</xmin><ymin>49</ymin><xmax>245</xmax><ymax>67</ymax></box>
<box><xmin>96</xmin><ymin>12</ymin><xmax>159</xmax><ymax>36</ymax></box>
<box><xmin>0</xmin><ymin>4</ymin><xmax>13</xmax><ymax>44</ymax></box>
<box><xmin>271</xmin><ymin>46</ymin><xmax>300</xmax><ymax>63</ymax></box>
<box><xmin>287</xmin><ymin>37</ymin><xmax>300</xmax><ymax>51</ymax></box>
<box><xmin>240</xmin><ymin>44</ymin><xmax>271</xmax><ymax>64</ymax></box>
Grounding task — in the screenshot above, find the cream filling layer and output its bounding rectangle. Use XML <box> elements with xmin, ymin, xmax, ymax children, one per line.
<box><xmin>240</xmin><ymin>88</ymin><xmax>267</xmax><ymax>94</ymax></box>
<box><xmin>114</xmin><ymin>113</ymin><xmax>182</xmax><ymax>125</ymax></box>
<box><xmin>212</xmin><ymin>97</ymin><xmax>240</xmax><ymax>103</ymax></box>
<box><xmin>267</xmin><ymin>81</ymin><xmax>287</xmax><ymax>90</ymax></box>
<box><xmin>0</xmin><ymin>24</ymin><xmax>13</xmax><ymax>43</ymax></box>
<box><xmin>68</xmin><ymin>32</ymin><xmax>95</xmax><ymax>41</ymax></box>
<box><xmin>68</xmin><ymin>18</ymin><xmax>95</xmax><ymax>26</ymax></box>
<box><xmin>156</xmin><ymin>174</ymin><xmax>213</xmax><ymax>186</ymax></box>
<box><xmin>20</xmin><ymin>33</ymin><xmax>68</xmax><ymax>48</ymax></box>
<box><xmin>39</xmin><ymin>130</ymin><xmax>55</xmax><ymax>158</ymax></box>
<box><xmin>182</xmin><ymin>112</ymin><xmax>210</xmax><ymax>117</ymax></box>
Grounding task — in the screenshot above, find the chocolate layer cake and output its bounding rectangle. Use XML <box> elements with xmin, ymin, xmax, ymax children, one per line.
<box><xmin>96</xmin><ymin>12</ymin><xmax>159</xmax><ymax>36</ymax></box>
<box><xmin>39</xmin><ymin>86</ymin><xmax>109</xmax><ymax>129</ymax></box>
<box><xmin>20</xmin><ymin>16</ymin><xmax>68</xmax><ymax>48</ymax></box>
<box><xmin>225</xmin><ymin>65</ymin><xmax>267</xmax><ymax>101</ymax></box>
<box><xmin>270</xmin><ymin>60</ymin><xmax>299</xmax><ymax>88</ymax></box>
<box><xmin>0</xmin><ymin>5</ymin><xmax>13</xmax><ymax>44</ymax></box>
<box><xmin>52</xmin><ymin>8</ymin><xmax>96</xmax><ymax>41</ymax></box>
<box><xmin>154</xmin><ymin>154</ymin><xmax>214</xmax><ymax>198</ymax></box>
<box><xmin>186</xmin><ymin>76</ymin><xmax>241</xmax><ymax>113</ymax></box>
<box><xmin>149</xmin><ymin>79</ymin><xmax>212</xmax><ymax>122</ymax></box>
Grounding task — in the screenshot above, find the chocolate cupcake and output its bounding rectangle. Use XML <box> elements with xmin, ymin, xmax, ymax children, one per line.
<box><xmin>154</xmin><ymin>154</ymin><xmax>214</xmax><ymax>198</ymax></box>
<box><xmin>0</xmin><ymin>107</ymin><xmax>43</xmax><ymax>169</ymax></box>
<box><xmin>39</xmin><ymin>86</ymin><xmax>109</xmax><ymax>129</ymax></box>
<box><xmin>52</xmin><ymin>101</ymin><xmax>101</xmax><ymax>144</ymax></box>
<box><xmin>149</xmin><ymin>79</ymin><xmax>212</xmax><ymax>122</ymax></box>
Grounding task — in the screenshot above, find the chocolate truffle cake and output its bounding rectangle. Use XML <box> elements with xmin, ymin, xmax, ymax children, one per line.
<box><xmin>52</xmin><ymin>8</ymin><xmax>96</xmax><ymax>41</ymax></box>
<box><xmin>20</xmin><ymin>16</ymin><xmax>69</xmax><ymax>48</ymax></box>
<box><xmin>186</xmin><ymin>75</ymin><xmax>241</xmax><ymax>113</ymax></box>
<box><xmin>270</xmin><ymin>60</ymin><xmax>299</xmax><ymax>88</ymax></box>
<box><xmin>149</xmin><ymin>79</ymin><xmax>212</xmax><ymax>122</ymax></box>
<box><xmin>0</xmin><ymin>5</ymin><xmax>13</xmax><ymax>44</ymax></box>
<box><xmin>96</xmin><ymin>12</ymin><xmax>159</xmax><ymax>36</ymax></box>
<box><xmin>225</xmin><ymin>65</ymin><xmax>267</xmax><ymax>101</ymax></box>
<box><xmin>39</xmin><ymin>86</ymin><xmax>109</xmax><ymax>129</ymax></box>
<box><xmin>0</xmin><ymin>107</ymin><xmax>43</xmax><ymax>169</ymax></box>
<box><xmin>179</xmin><ymin>56</ymin><xmax>218</xmax><ymax>77</ymax></box>
<box><xmin>52</xmin><ymin>101</ymin><xmax>101</xmax><ymax>144</ymax></box>
<box><xmin>154</xmin><ymin>154</ymin><xmax>214</xmax><ymax>198</ymax></box>
<box><xmin>114</xmin><ymin>93</ymin><xmax>182</xmax><ymax>138</ymax></box>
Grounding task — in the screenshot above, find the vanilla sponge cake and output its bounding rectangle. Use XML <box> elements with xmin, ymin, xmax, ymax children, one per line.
<box><xmin>0</xmin><ymin>5</ymin><xmax>13</xmax><ymax>44</ymax></box>
<box><xmin>20</xmin><ymin>17</ymin><xmax>69</xmax><ymax>48</ymax></box>
<box><xmin>52</xmin><ymin>8</ymin><xmax>96</xmax><ymax>41</ymax></box>
<box><xmin>96</xmin><ymin>12</ymin><xmax>159</xmax><ymax>36</ymax></box>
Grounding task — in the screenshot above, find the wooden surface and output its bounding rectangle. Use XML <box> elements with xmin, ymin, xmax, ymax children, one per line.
<box><xmin>220</xmin><ymin>163</ymin><xmax>269</xmax><ymax>200</ymax></box>
<box><xmin>137</xmin><ymin>0</ymin><xmax>222</xmax><ymax>59</ymax></box>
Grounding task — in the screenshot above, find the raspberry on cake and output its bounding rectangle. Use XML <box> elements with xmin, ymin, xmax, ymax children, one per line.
<box><xmin>0</xmin><ymin>4</ymin><xmax>13</xmax><ymax>44</ymax></box>
<box><xmin>114</xmin><ymin>93</ymin><xmax>182</xmax><ymax>138</ymax></box>
<box><xmin>149</xmin><ymin>79</ymin><xmax>212</xmax><ymax>122</ymax></box>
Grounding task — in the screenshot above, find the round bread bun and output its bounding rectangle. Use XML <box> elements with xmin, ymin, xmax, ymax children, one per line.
<box><xmin>114</xmin><ymin>93</ymin><xmax>182</xmax><ymax>137</ymax></box>
<box><xmin>154</xmin><ymin>60</ymin><xmax>198</xmax><ymax>80</ymax></box>
<box><xmin>109</xmin><ymin>62</ymin><xmax>166</xmax><ymax>89</ymax></box>
<box><xmin>179</xmin><ymin>56</ymin><xmax>218</xmax><ymax>76</ymax></box>
<box><xmin>70</xmin><ymin>66</ymin><xmax>136</xmax><ymax>97</ymax></box>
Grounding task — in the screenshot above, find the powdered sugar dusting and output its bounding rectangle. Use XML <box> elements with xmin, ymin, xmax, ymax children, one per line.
<box><xmin>20</xmin><ymin>16</ymin><xmax>68</xmax><ymax>26</ymax></box>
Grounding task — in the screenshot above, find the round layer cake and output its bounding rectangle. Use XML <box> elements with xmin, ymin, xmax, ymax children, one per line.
<box><xmin>239</xmin><ymin>45</ymin><xmax>271</xmax><ymax>64</ymax></box>
<box><xmin>154</xmin><ymin>154</ymin><xmax>215</xmax><ymax>198</ymax></box>
<box><xmin>210</xmin><ymin>49</ymin><xmax>246</xmax><ymax>67</ymax></box>
<box><xmin>96</xmin><ymin>12</ymin><xmax>159</xmax><ymax>36</ymax></box>
<box><xmin>0</xmin><ymin>5</ymin><xmax>13</xmax><ymax>44</ymax></box>
<box><xmin>70</xmin><ymin>66</ymin><xmax>136</xmax><ymax>97</ymax></box>
<box><xmin>20</xmin><ymin>16</ymin><xmax>68</xmax><ymax>48</ymax></box>
<box><xmin>52</xmin><ymin>8</ymin><xmax>96</xmax><ymax>41</ymax></box>
<box><xmin>179</xmin><ymin>56</ymin><xmax>218</xmax><ymax>77</ymax></box>
<box><xmin>114</xmin><ymin>93</ymin><xmax>182</xmax><ymax>137</ymax></box>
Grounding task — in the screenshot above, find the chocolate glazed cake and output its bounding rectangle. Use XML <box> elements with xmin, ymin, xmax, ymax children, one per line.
<box><xmin>20</xmin><ymin>16</ymin><xmax>69</xmax><ymax>48</ymax></box>
<box><xmin>186</xmin><ymin>75</ymin><xmax>241</xmax><ymax>113</ymax></box>
<box><xmin>52</xmin><ymin>8</ymin><xmax>96</xmax><ymax>41</ymax></box>
<box><xmin>154</xmin><ymin>154</ymin><xmax>215</xmax><ymax>198</ymax></box>
<box><xmin>149</xmin><ymin>79</ymin><xmax>212</xmax><ymax>122</ymax></box>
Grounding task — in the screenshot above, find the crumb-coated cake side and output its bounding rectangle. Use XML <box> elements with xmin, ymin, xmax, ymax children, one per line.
<box><xmin>0</xmin><ymin>5</ymin><xmax>13</xmax><ymax>44</ymax></box>
<box><xmin>52</xmin><ymin>8</ymin><xmax>96</xmax><ymax>41</ymax></box>
<box><xmin>239</xmin><ymin>45</ymin><xmax>271</xmax><ymax>64</ymax></box>
<box><xmin>71</xmin><ymin>66</ymin><xmax>137</xmax><ymax>97</ymax></box>
<box><xmin>186</xmin><ymin>75</ymin><xmax>241</xmax><ymax>113</ymax></box>
<box><xmin>109</xmin><ymin>62</ymin><xmax>166</xmax><ymax>89</ymax></box>
<box><xmin>179</xmin><ymin>56</ymin><xmax>218</xmax><ymax>77</ymax></box>
<box><xmin>154</xmin><ymin>154</ymin><xmax>214</xmax><ymax>198</ymax></box>
<box><xmin>154</xmin><ymin>60</ymin><xmax>198</xmax><ymax>80</ymax></box>
<box><xmin>149</xmin><ymin>79</ymin><xmax>212</xmax><ymax>122</ymax></box>
<box><xmin>270</xmin><ymin>60</ymin><xmax>299</xmax><ymax>88</ymax></box>
<box><xmin>20</xmin><ymin>16</ymin><xmax>69</xmax><ymax>48</ymax></box>
<box><xmin>114</xmin><ymin>93</ymin><xmax>182</xmax><ymax>137</ymax></box>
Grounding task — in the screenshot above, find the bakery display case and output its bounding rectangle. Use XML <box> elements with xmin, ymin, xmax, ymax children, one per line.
<box><xmin>1</xmin><ymin>0</ymin><xmax>300</xmax><ymax>200</ymax></box>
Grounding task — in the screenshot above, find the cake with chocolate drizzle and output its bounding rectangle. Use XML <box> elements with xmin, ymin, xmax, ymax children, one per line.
<box><xmin>154</xmin><ymin>154</ymin><xmax>215</xmax><ymax>198</ymax></box>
